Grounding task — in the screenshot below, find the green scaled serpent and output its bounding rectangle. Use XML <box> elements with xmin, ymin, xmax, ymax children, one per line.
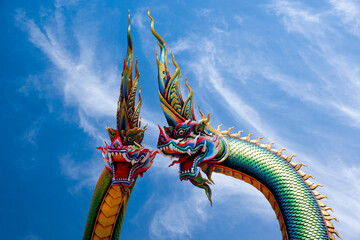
<box><xmin>221</xmin><ymin>137</ymin><xmax>328</xmax><ymax>239</ymax></box>
<box><xmin>148</xmin><ymin>9</ymin><xmax>340</xmax><ymax>240</ymax></box>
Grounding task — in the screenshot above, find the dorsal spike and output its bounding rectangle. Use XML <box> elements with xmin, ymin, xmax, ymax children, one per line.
<box><xmin>221</xmin><ymin>127</ymin><xmax>233</xmax><ymax>136</ymax></box>
<box><xmin>329</xmin><ymin>234</ymin><xmax>336</xmax><ymax>240</ymax></box>
<box><xmin>316</xmin><ymin>195</ymin><xmax>329</xmax><ymax>200</ymax></box>
<box><xmin>305</xmin><ymin>180</ymin><xmax>313</xmax><ymax>185</ymax></box>
<box><xmin>312</xmin><ymin>190</ymin><xmax>320</xmax><ymax>196</ymax></box>
<box><xmin>294</xmin><ymin>163</ymin><xmax>307</xmax><ymax>171</ymax></box>
<box><xmin>216</xmin><ymin>124</ymin><xmax>222</xmax><ymax>133</ymax></box>
<box><xmin>285</xmin><ymin>154</ymin><xmax>296</xmax><ymax>162</ymax></box>
<box><xmin>226</xmin><ymin>127</ymin><xmax>234</xmax><ymax>135</ymax></box>
<box><xmin>326</xmin><ymin>220</ymin><xmax>334</xmax><ymax>228</ymax></box>
<box><xmin>325</xmin><ymin>216</ymin><xmax>339</xmax><ymax>222</ymax></box>
<box><xmin>328</xmin><ymin>229</ymin><xmax>342</xmax><ymax>239</ymax></box>
<box><xmin>244</xmin><ymin>133</ymin><xmax>254</xmax><ymax>141</ymax></box>
<box><xmin>266</xmin><ymin>142</ymin><xmax>275</xmax><ymax>150</ymax></box>
<box><xmin>317</xmin><ymin>200</ymin><xmax>326</xmax><ymax>207</ymax></box>
<box><xmin>322</xmin><ymin>210</ymin><xmax>330</xmax><ymax>216</ymax></box>
<box><xmin>255</xmin><ymin>137</ymin><xmax>263</xmax><ymax>144</ymax></box>
<box><xmin>310</xmin><ymin>184</ymin><xmax>323</xmax><ymax>190</ymax></box>
<box><xmin>303</xmin><ymin>174</ymin><xmax>315</xmax><ymax>180</ymax></box>
<box><xmin>323</xmin><ymin>207</ymin><xmax>334</xmax><ymax>212</ymax></box>
<box><xmin>277</xmin><ymin>148</ymin><xmax>286</xmax><ymax>156</ymax></box>
<box><xmin>236</xmin><ymin>130</ymin><xmax>243</xmax><ymax>138</ymax></box>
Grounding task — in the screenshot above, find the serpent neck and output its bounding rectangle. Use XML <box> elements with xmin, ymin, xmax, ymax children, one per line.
<box><xmin>217</xmin><ymin>137</ymin><xmax>329</xmax><ymax>240</ymax></box>
<box><xmin>83</xmin><ymin>167</ymin><xmax>136</xmax><ymax>240</ymax></box>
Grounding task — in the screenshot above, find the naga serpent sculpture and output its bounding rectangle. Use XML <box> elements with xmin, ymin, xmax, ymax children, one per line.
<box><xmin>83</xmin><ymin>12</ymin><xmax>157</xmax><ymax>240</ymax></box>
<box><xmin>148</xmin><ymin>10</ymin><xmax>340</xmax><ymax>240</ymax></box>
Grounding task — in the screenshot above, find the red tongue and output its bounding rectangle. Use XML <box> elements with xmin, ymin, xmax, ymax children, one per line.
<box><xmin>180</xmin><ymin>155</ymin><xmax>195</xmax><ymax>171</ymax></box>
<box><xmin>114</xmin><ymin>162</ymin><xmax>132</xmax><ymax>179</ymax></box>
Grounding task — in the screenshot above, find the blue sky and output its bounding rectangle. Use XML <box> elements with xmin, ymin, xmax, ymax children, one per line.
<box><xmin>1</xmin><ymin>0</ymin><xmax>360</xmax><ymax>239</ymax></box>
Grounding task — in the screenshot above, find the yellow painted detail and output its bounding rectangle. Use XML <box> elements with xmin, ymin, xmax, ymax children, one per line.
<box><xmin>93</xmin><ymin>235</ymin><xmax>109</xmax><ymax>240</ymax></box>
<box><xmin>98</xmin><ymin>212</ymin><xmax>116</xmax><ymax>227</ymax></box>
<box><xmin>102</xmin><ymin>203</ymin><xmax>119</xmax><ymax>217</ymax></box>
<box><xmin>94</xmin><ymin>224</ymin><xmax>112</xmax><ymax>238</ymax></box>
<box><xmin>104</xmin><ymin>195</ymin><xmax>123</xmax><ymax>207</ymax></box>
<box><xmin>91</xmin><ymin>185</ymin><xmax>129</xmax><ymax>240</ymax></box>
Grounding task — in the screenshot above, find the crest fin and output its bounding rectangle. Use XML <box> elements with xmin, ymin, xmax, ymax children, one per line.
<box><xmin>115</xmin><ymin>10</ymin><xmax>144</xmax><ymax>138</ymax></box>
<box><xmin>148</xmin><ymin>9</ymin><xmax>196</xmax><ymax>126</ymax></box>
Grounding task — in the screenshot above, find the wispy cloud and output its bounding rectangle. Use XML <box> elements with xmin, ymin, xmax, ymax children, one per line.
<box><xmin>269</xmin><ymin>0</ymin><xmax>360</xmax><ymax>128</ymax></box>
<box><xmin>148</xmin><ymin>172</ymin><xmax>278</xmax><ymax>240</ymax></box>
<box><xmin>149</xmin><ymin>194</ymin><xmax>200</xmax><ymax>239</ymax></box>
<box><xmin>22</xmin><ymin>117</ymin><xmax>44</xmax><ymax>146</ymax></box>
<box><xmin>328</xmin><ymin>0</ymin><xmax>360</xmax><ymax>36</ymax></box>
<box><xmin>59</xmin><ymin>154</ymin><xmax>102</xmax><ymax>194</ymax></box>
<box><xmin>16</xmin><ymin>8</ymin><xmax>117</xmax><ymax>138</ymax></box>
<box><xmin>15</xmin><ymin>5</ymin><xmax>158</xmax><ymax>139</ymax></box>
<box><xmin>16</xmin><ymin>1</ymin><xmax>360</xmax><ymax>239</ymax></box>
<box><xmin>190</xmin><ymin>41</ymin><xmax>280</xmax><ymax>140</ymax></box>
<box><xmin>320</xmin><ymin>164</ymin><xmax>360</xmax><ymax>236</ymax></box>
<box><xmin>270</xmin><ymin>0</ymin><xmax>321</xmax><ymax>36</ymax></box>
<box><xmin>15</xmin><ymin>3</ymin><xmax>159</xmax><ymax>195</ymax></box>
<box><xmin>142</xmin><ymin>1</ymin><xmax>360</xmax><ymax>239</ymax></box>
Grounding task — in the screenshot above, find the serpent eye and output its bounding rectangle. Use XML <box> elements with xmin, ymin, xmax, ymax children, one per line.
<box><xmin>177</xmin><ymin>129</ymin><xmax>186</xmax><ymax>136</ymax></box>
<box><xmin>127</xmin><ymin>136</ymin><xmax>134</xmax><ymax>142</ymax></box>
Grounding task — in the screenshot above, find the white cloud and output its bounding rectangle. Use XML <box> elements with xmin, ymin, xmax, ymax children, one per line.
<box><xmin>234</xmin><ymin>15</ymin><xmax>243</xmax><ymax>25</ymax></box>
<box><xmin>269</xmin><ymin>0</ymin><xmax>360</xmax><ymax>128</ymax></box>
<box><xmin>59</xmin><ymin>154</ymin><xmax>102</xmax><ymax>194</ymax></box>
<box><xmin>142</xmin><ymin>2</ymin><xmax>360</xmax><ymax>239</ymax></box>
<box><xmin>22</xmin><ymin>117</ymin><xmax>44</xmax><ymax>146</ymax></box>
<box><xmin>304</xmin><ymin>159</ymin><xmax>360</xmax><ymax>238</ymax></box>
<box><xmin>191</xmin><ymin>41</ymin><xmax>280</xmax><ymax>140</ymax></box>
<box><xmin>167</xmin><ymin>37</ymin><xmax>282</xmax><ymax>142</ymax></box>
<box><xmin>15</xmin><ymin>4</ymin><xmax>159</xmax><ymax>195</ymax></box>
<box><xmin>193</xmin><ymin>8</ymin><xmax>213</xmax><ymax>17</ymax></box>
<box><xmin>149</xmin><ymin>196</ymin><xmax>197</xmax><ymax>239</ymax></box>
<box><xmin>148</xmin><ymin>172</ymin><xmax>280</xmax><ymax>240</ymax></box>
<box><xmin>270</xmin><ymin>0</ymin><xmax>320</xmax><ymax>35</ymax></box>
<box><xmin>16</xmin><ymin>8</ymin><xmax>116</xmax><ymax>138</ymax></box>
<box><xmin>16</xmin><ymin>1</ymin><xmax>360</xmax><ymax>239</ymax></box>
<box><xmin>328</xmin><ymin>0</ymin><xmax>360</xmax><ymax>36</ymax></box>
<box><xmin>16</xmin><ymin>6</ymin><xmax>158</xmax><ymax>140</ymax></box>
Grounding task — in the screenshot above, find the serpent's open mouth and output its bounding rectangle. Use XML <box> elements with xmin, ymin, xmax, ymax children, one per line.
<box><xmin>98</xmin><ymin>136</ymin><xmax>157</xmax><ymax>187</ymax></box>
<box><xmin>158</xmin><ymin>140</ymin><xmax>208</xmax><ymax>179</ymax></box>
<box><xmin>157</xmin><ymin>123</ymin><xmax>222</xmax><ymax>181</ymax></box>
<box><xmin>107</xmin><ymin>151</ymin><xmax>145</xmax><ymax>183</ymax></box>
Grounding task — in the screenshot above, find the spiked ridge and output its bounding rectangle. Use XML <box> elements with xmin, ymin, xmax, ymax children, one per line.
<box><xmin>149</xmin><ymin>10</ymin><xmax>340</xmax><ymax>240</ymax></box>
<box><xmin>206</xmin><ymin>122</ymin><xmax>341</xmax><ymax>240</ymax></box>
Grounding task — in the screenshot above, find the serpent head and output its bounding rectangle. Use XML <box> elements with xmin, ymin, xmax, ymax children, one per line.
<box><xmin>98</xmin><ymin>127</ymin><xmax>157</xmax><ymax>187</ymax></box>
<box><xmin>149</xmin><ymin>10</ymin><xmax>228</xmax><ymax>204</ymax></box>
<box><xmin>97</xmin><ymin>10</ymin><xmax>158</xmax><ymax>187</ymax></box>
